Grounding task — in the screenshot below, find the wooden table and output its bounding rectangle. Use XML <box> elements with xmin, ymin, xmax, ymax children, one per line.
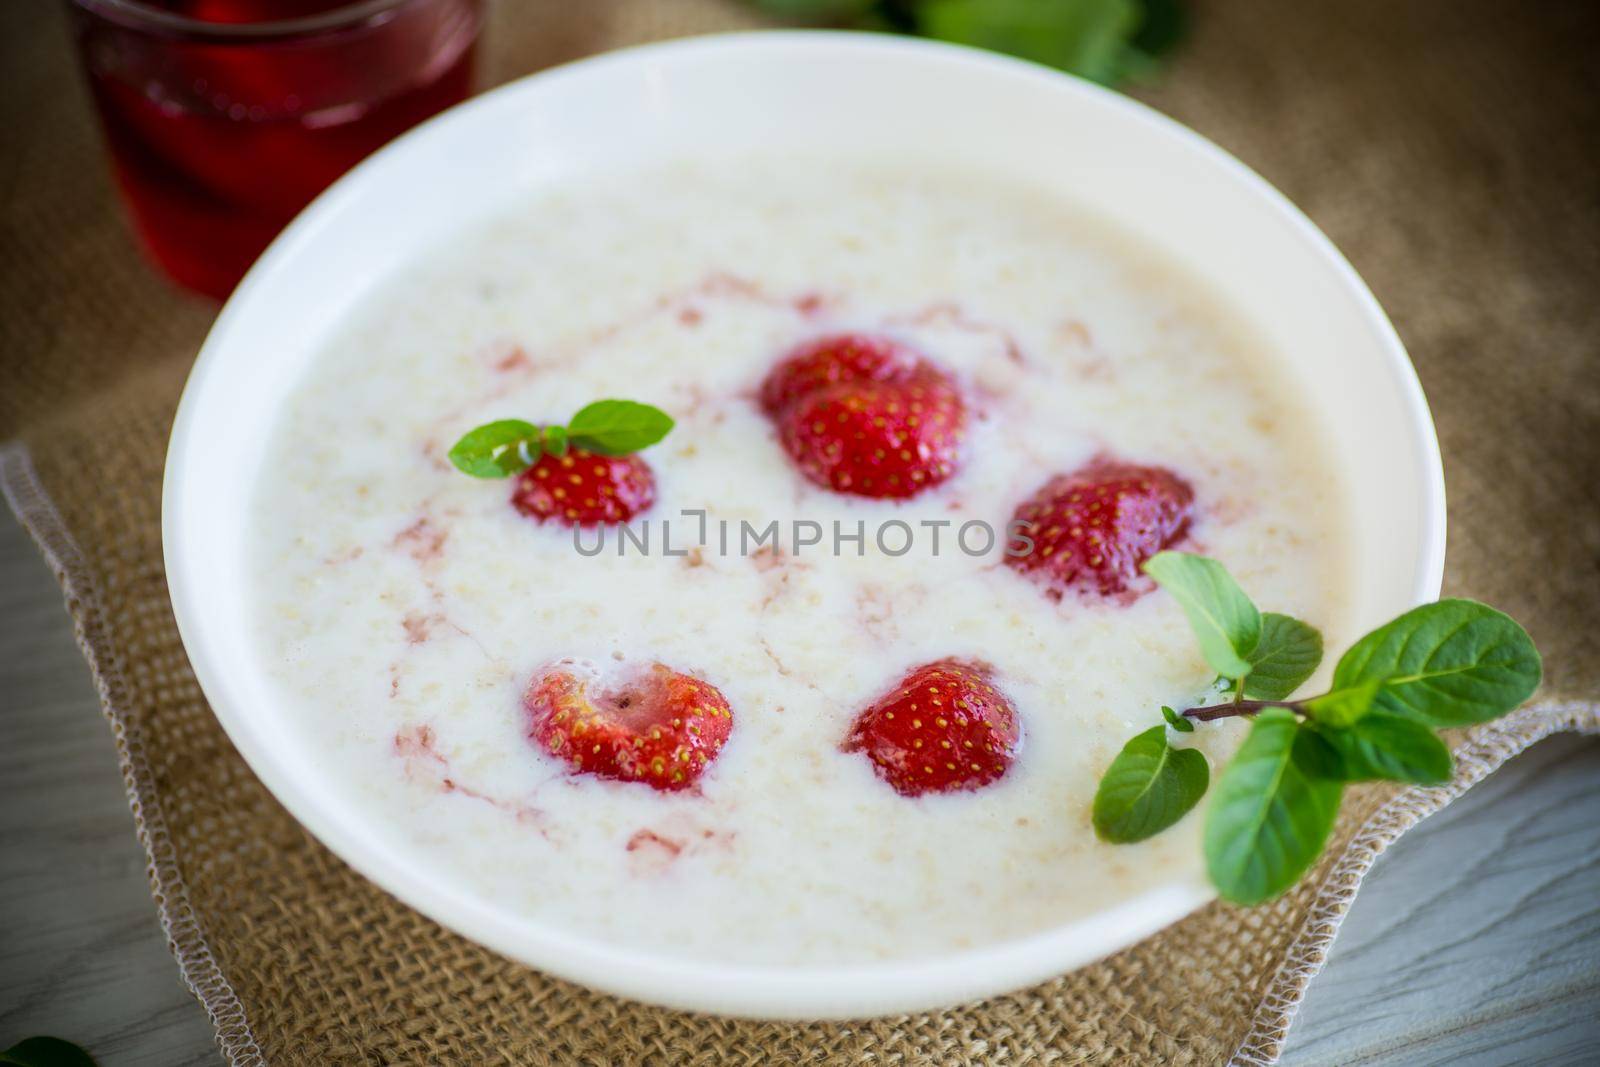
<box><xmin>1</xmin><ymin>514</ymin><xmax>1596</xmax><ymax>1065</ymax></box>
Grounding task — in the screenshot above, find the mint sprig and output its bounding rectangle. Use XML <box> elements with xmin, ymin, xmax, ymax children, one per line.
<box><xmin>1093</xmin><ymin>550</ymin><xmax>1541</xmax><ymax>905</ymax></box>
<box><xmin>447</xmin><ymin>400</ymin><xmax>674</xmax><ymax>478</ymax></box>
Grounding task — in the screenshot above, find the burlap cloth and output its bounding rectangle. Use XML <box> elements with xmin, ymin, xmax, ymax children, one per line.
<box><xmin>3</xmin><ymin>1</ymin><xmax>1597</xmax><ymax>1063</ymax></box>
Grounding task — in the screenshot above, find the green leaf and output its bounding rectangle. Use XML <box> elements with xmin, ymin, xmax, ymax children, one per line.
<box><xmin>1332</xmin><ymin>600</ymin><xmax>1542</xmax><ymax>727</ymax></box>
<box><xmin>745</xmin><ymin>0</ymin><xmax>878</xmax><ymax>22</ymax></box>
<box><xmin>1130</xmin><ymin>0</ymin><xmax>1188</xmax><ymax>57</ymax></box>
<box><xmin>1143</xmin><ymin>552</ymin><xmax>1262</xmax><ymax>680</ymax></box>
<box><xmin>1204</xmin><ymin>709</ymin><xmax>1344</xmax><ymax>905</ymax></box>
<box><xmin>1312</xmin><ymin>712</ymin><xmax>1453</xmax><ymax>786</ymax></box>
<box><xmin>1241</xmin><ymin>613</ymin><xmax>1323</xmax><ymax>700</ymax></box>
<box><xmin>1</xmin><ymin>1037</ymin><xmax>97</xmax><ymax>1067</ymax></box>
<box><xmin>447</xmin><ymin>419</ymin><xmax>541</xmax><ymax>478</ymax></box>
<box><xmin>1093</xmin><ymin>725</ymin><xmax>1209</xmax><ymax>843</ymax></box>
<box><xmin>566</xmin><ymin>400</ymin><xmax>675</xmax><ymax>456</ymax></box>
<box><xmin>1304</xmin><ymin>677</ymin><xmax>1382</xmax><ymax>729</ymax></box>
<box><xmin>1161</xmin><ymin>704</ymin><xmax>1194</xmax><ymax>733</ymax></box>
<box><xmin>919</xmin><ymin>0</ymin><xmax>1143</xmax><ymax>85</ymax></box>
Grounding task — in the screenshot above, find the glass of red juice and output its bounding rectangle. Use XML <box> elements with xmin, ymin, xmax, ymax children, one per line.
<box><xmin>67</xmin><ymin>0</ymin><xmax>484</xmax><ymax>300</ymax></box>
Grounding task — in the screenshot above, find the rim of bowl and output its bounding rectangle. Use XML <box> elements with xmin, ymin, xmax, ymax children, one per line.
<box><xmin>162</xmin><ymin>30</ymin><xmax>1448</xmax><ymax>1019</ymax></box>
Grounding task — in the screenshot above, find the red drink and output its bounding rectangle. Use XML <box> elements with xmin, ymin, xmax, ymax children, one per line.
<box><xmin>68</xmin><ymin>0</ymin><xmax>483</xmax><ymax>299</ymax></box>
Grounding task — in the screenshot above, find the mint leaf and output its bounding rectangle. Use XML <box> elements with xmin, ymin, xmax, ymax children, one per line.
<box><xmin>1161</xmin><ymin>704</ymin><xmax>1194</xmax><ymax>733</ymax></box>
<box><xmin>1204</xmin><ymin>708</ymin><xmax>1343</xmax><ymax>905</ymax></box>
<box><xmin>1144</xmin><ymin>551</ymin><xmax>1262</xmax><ymax>680</ymax></box>
<box><xmin>1093</xmin><ymin>725</ymin><xmax>1209</xmax><ymax>843</ymax></box>
<box><xmin>1304</xmin><ymin>678</ymin><xmax>1381</xmax><ymax>729</ymax></box>
<box><xmin>1312</xmin><ymin>712</ymin><xmax>1453</xmax><ymax>786</ymax></box>
<box><xmin>919</xmin><ymin>0</ymin><xmax>1142</xmax><ymax>85</ymax></box>
<box><xmin>566</xmin><ymin>400</ymin><xmax>675</xmax><ymax>456</ymax></box>
<box><xmin>1241</xmin><ymin>613</ymin><xmax>1323</xmax><ymax>700</ymax></box>
<box><xmin>1</xmin><ymin>1037</ymin><xmax>97</xmax><ymax>1067</ymax></box>
<box><xmin>447</xmin><ymin>419</ymin><xmax>541</xmax><ymax>478</ymax></box>
<box><xmin>1333</xmin><ymin>600</ymin><xmax>1542</xmax><ymax>727</ymax></box>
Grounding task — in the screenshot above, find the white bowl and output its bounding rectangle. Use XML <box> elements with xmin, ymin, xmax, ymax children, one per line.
<box><xmin>163</xmin><ymin>32</ymin><xmax>1446</xmax><ymax>1019</ymax></box>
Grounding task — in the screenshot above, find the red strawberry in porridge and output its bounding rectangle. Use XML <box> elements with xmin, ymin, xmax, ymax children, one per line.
<box><xmin>777</xmin><ymin>382</ymin><xmax>966</xmax><ymax>499</ymax></box>
<box><xmin>446</xmin><ymin>400</ymin><xmax>673</xmax><ymax>526</ymax></box>
<box><xmin>511</xmin><ymin>448</ymin><xmax>655</xmax><ymax>526</ymax></box>
<box><xmin>1007</xmin><ymin>459</ymin><xmax>1195</xmax><ymax>599</ymax></box>
<box><xmin>843</xmin><ymin>659</ymin><xmax>1021</xmax><ymax>796</ymax></box>
<box><xmin>759</xmin><ymin>333</ymin><xmax>925</xmax><ymax>414</ymax></box>
<box><xmin>526</xmin><ymin>661</ymin><xmax>734</xmax><ymax>792</ymax></box>
<box><xmin>761</xmin><ymin>334</ymin><xmax>968</xmax><ymax>499</ymax></box>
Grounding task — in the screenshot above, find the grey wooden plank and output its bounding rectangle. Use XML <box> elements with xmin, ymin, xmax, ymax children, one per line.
<box><xmin>1279</xmin><ymin>733</ymin><xmax>1600</xmax><ymax>1066</ymax></box>
<box><xmin>0</xmin><ymin>515</ymin><xmax>219</xmax><ymax>1067</ymax></box>
<box><xmin>1</xmin><ymin>509</ymin><xmax>1596</xmax><ymax>1066</ymax></box>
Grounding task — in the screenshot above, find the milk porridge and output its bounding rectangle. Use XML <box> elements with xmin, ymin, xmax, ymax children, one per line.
<box><xmin>249</xmin><ymin>158</ymin><xmax>1355</xmax><ymax>965</ymax></box>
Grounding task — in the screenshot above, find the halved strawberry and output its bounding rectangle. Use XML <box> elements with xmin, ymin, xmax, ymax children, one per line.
<box><xmin>842</xmin><ymin>659</ymin><xmax>1021</xmax><ymax>796</ymax></box>
<box><xmin>525</xmin><ymin>661</ymin><xmax>734</xmax><ymax>792</ymax></box>
<box><xmin>761</xmin><ymin>334</ymin><xmax>967</xmax><ymax>499</ymax></box>
<box><xmin>510</xmin><ymin>448</ymin><xmax>655</xmax><ymax>526</ymax></box>
<box><xmin>1007</xmin><ymin>458</ymin><xmax>1195</xmax><ymax>599</ymax></box>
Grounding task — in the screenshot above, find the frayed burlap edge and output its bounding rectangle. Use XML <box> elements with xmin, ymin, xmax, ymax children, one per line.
<box><xmin>3</xmin><ymin>438</ymin><xmax>1596</xmax><ymax>1067</ymax></box>
<box><xmin>0</xmin><ymin>442</ymin><xmax>267</xmax><ymax>1067</ymax></box>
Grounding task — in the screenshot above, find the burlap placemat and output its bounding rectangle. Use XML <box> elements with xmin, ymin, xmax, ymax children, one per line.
<box><xmin>3</xmin><ymin>1</ymin><xmax>1597</xmax><ymax>1064</ymax></box>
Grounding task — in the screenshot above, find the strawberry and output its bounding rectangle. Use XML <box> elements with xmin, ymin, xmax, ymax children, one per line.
<box><xmin>777</xmin><ymin>381</ymin><xmax>966</xmax><ymax>498</ymax></box>
<box><xmin>842</xmin><ymin>659</ymin><xmax>1021</xmax><ymax>796</ymax></box>
<box><xmin>525</xmin><ymin>661</ymin><xmax>734</xmax><ymax>792</ymax></box>
<box><xmin>1006</xmin><ymin>458</ymin><xmax>1195</xmax><ymax>599</ymax></box>
<box><xmin>759</xmin><ymin>333</ymin><xmax>923</xmax><ymax>415</ymax></box>
<box><xmin>510</xmin><ymin>448</ymin><xmax>655</xmax><ymax>526</ymax></box>
<box><xmin>761</xmin><ymin>334</ymin><xmax>967</xmax><ymax>499</ymax></box>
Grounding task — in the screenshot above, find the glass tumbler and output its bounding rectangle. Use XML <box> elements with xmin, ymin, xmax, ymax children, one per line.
<box><xmin>67</xmin><ymin>0</ymin><xmax>485</xmax><ymax>299</ymax></box>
